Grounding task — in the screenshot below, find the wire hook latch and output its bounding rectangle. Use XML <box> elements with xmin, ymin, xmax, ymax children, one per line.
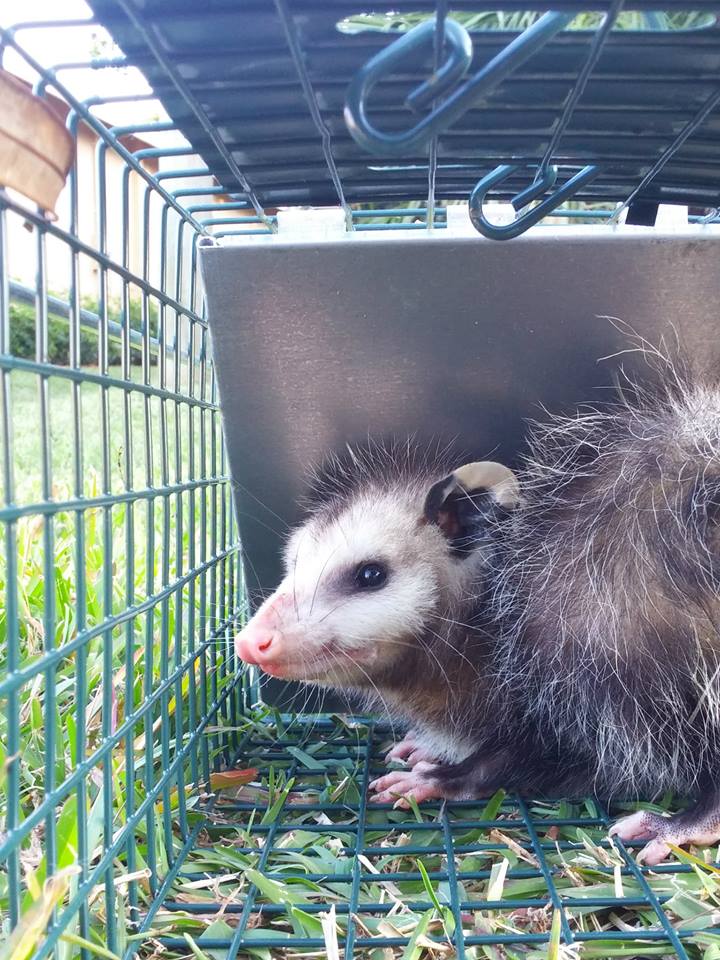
<box><xmin>468</xmin><ymin>163</ymin><xmax>600</xmax><ymax>240</ymax></box>
<box><xmin>344</xmin><ymin>12</ymin><xmax>574</xmax><ymax>156</ymax></box>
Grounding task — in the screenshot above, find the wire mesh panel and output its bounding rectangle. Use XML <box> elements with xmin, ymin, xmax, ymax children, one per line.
<box><xmin>136</xmin><ymin>716</ymin><xmax>720</xmax><ymax>959</ymax></box>
<box><xmin>88</xmin><ymin>1</ymin><xmax>720</xmax><ymax>221</ymax></box>
<box><xmin>0</xmin><ymin>12</ymin><xmax>250</xmax><ymax>957</ymax></box>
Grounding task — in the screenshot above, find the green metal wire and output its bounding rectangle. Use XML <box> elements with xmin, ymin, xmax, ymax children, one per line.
<box><xmin>2</xmin><ymin>11</ymin><xmax>720</xmax><ymax>960</ymax></box>
<box><xmin>144</xmin><ymin>720</ymin><xmax>720</xmax><ymax>956</ymax></box>
<box><xmin>0</xmin><ymin>16</ymin><xmax>245</xmax><ymax>957</ymax></box>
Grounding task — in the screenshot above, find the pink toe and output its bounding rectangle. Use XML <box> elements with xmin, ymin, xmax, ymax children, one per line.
<box><xmin>609</xmin><ymin>811</ymin><xmax>658</xmax><ymax>843</ymax></box>
<box><xmin>412</xmin><ymin>761</ymin><xmax>435</xmax><ymax>774</ymax></box>
<box><xmin>369</xmin><ymin>771</ymin><xmax>406</xmax><ymax>793</ymax></box>
<box><xmin>372</xmin><ymin>790</ymin><xmax>396</xmax><ymax>804</ymax></box>
<box><xmin>410</xmin><ymin>782</ymin><xmax>442</xmax><ymax>804</ymax></box>
<box><xmin>636</xmin><ymin>839</ymin><xmax>672</xmax><ymax>866</ymax></box>
<box><xmin>367</xmin><ymin>768</ymin><xmax>442</xmax><ymax>806</ymax></box>
<box><xmin>385</xmin><ymin>733</ymin><xmax>419</xmax><ymax>763</ymax></box>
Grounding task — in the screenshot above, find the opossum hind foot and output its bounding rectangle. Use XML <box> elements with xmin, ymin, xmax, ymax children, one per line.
<box><xmin>369</xmin><ymin>762</ymin><xmax>446</xmax><ymax>807</ymax></box>
<box><xmin>610</xmin><ymin>802</ymin><xmax>720</xmax><ymax>866</ymax></box>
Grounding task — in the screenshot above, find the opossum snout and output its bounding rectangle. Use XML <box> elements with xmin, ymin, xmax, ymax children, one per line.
<box><xmin>235</xmin><ymin>622</ymin><xmax>282</xmax><ymax>666</ymax></box>
<box><xmin>234</xmin><ymin>592</ymin><xmax>300</xmax><ymax>678</ymax></box>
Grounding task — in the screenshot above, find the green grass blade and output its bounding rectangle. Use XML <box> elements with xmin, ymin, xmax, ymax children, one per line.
<box><xmin>547</xmin><ymin>908</ymin><xmax>562</xmax><ymax>960</ymax></box>
<box><xmin>417</xmin><ymin>858</ymin><xmax>442</xmax><ymax>913</ymax></box>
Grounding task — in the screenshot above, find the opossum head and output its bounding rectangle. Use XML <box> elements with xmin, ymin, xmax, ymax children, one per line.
<box><xmin>235</xmin><ymin>442</ymin><xmax>519</xmax><ymax>687</ymax></box>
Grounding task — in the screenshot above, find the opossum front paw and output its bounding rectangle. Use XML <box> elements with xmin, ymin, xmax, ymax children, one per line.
<box><xmin>369</xmin><ymin>762</ymin><xmax>442</xmax><ymax>807</ymax></box>
<box><xmin>609</xmin><ymin>808</ymin><xmax>720</xmax><ymax>866</ymax></box>
<box><xmin>385</xmin><ymin>731</ymin><xmax>434</xmax><ymax>767</ymax></box>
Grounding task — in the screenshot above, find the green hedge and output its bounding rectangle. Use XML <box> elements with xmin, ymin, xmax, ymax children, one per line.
<box><xmin>9</xmin><ymin>297</ymin><xmax>159</xmax><ymax>366</ymax></box>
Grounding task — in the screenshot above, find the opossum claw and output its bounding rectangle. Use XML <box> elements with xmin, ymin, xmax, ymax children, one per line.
<box><xmin>407</xmin><ymin>746</ymin><xmax>434</xmax><ymax>766</ymax></box>
<box><xmin>609</xmin><ymin>810</ymin><xmax>672</xmax><ymax>865</ymax></box>
<box><xmin>369</xmin><ymin>762</ymin><xmax>442</xmax><ymax>804</ymax></box>
<box><xmin>635</xmin><ymin>839</ymin><xmax>674</xmax><ymax>866</ymax></box>
<box><xmin>610</xmin><ymin>803</ymin><xmax>720</xmax><ymax>866</ymax></box>
<box><xmin>609</xmin><ymin>809</ymin><xmax>663</xmax><ymax>842</ymax></box>
<box><xmin>392</xmin><ymin>786</ymin><xmax>442</xmax><ymax>809</ymax></box>
<box><xmin>385</xmin><ymin>735</ymin><xmax>435</xmax><ymax>768</ymax></box>
<box><xmin>385</xmin><ymin>731</ymin><xmax>420</xmax><ymax>763</ymax></box>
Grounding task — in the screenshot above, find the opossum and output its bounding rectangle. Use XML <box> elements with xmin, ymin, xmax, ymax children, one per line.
<box><xmin>234</xmin><ymin>440</ymin><xmax>520</xmax><ymax>774</ymax></box>
<box><xmin>234</xmin><ymin>368</ymin><xmax>720</xmax><ymax>865</ymax></box>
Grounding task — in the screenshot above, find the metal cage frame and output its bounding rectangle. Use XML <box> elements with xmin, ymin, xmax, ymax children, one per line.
<box><xmin>3</xmin><ymin>4</ymin><xmax>720</xmax><ymax>960</ymax></box>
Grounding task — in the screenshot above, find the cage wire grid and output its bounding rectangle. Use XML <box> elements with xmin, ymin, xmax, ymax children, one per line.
<box><xmin>89</xmin><ymin>0</ymin><xmax>720</xmax><ymax>223</ymax></box>
<box><xmin>0</xmin><ymin>11</ymin><xmax>253</xmax><ymax>959</ymax></box>
<box><xmin>3</xmin><ymin>4</ymin><xmax>720</xmax><ymax>960</ymax></box>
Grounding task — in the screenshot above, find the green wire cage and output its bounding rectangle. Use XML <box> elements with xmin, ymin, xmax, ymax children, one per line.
<box><xmin>4</xmin><ymin>3</ymin><xmax>720</xmax><ymax>959</ymax></box>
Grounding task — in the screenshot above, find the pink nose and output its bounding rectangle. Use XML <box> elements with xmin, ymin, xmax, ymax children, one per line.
<box><xmin>235</xmin><ymin>593</ymin><xmax>292</xmax><ymax>671</ymax></box>
<box><xmin>235</xmin><ymin>623</ymin><xmax>284</xmax><ymax>667</ymax></box>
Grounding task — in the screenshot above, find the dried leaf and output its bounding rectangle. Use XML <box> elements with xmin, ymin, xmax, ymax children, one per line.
<box><xmin>210</xmin><ymin>769</ymin><xmax>259</xmax><ymax>790</ymax></box>
<box><xmin>488</xmin><ymin>829</ymin><xmax>540</xmax><ymax>867</ymax></box>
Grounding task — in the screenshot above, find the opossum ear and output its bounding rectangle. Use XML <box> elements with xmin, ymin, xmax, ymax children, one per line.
<box><xmin>423</xmin><ymin>461</ymin><xmax>520</xmax><ymax>549</ymax></box>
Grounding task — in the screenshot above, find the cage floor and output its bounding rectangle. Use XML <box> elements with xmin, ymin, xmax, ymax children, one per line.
<box><xmin>132</xmin><ymin>716</ymin><xmax>720</xmax><ymax>959</ymax></box>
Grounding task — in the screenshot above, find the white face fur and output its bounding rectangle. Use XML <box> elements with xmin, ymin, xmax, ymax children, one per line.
<box><xmin>234</xmin><ymin>461</ymin><xmax>519</xmax><ymax>687</ymax></box>
<box><xmin>280</xmin><ymin>492</ymin><xmax>463</xmax><ymax>681</ymax></box>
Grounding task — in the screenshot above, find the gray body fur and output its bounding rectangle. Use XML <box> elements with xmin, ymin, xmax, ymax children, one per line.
<box><xmin>488</xmin><ymin>366</ymin><xmax>720</xmax><ymax>800</ymax></box>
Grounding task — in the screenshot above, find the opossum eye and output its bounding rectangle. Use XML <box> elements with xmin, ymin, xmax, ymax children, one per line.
<box><xmin>354</xmin><ymin>562</ymin><xmax>388</xmax><ymax>589</ymax></box>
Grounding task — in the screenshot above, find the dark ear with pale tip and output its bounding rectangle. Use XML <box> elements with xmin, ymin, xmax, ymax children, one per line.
<box><xmin>423</xmin><ymin>461</ymin><xmax>520</xmax><ymax>555</ymax></box>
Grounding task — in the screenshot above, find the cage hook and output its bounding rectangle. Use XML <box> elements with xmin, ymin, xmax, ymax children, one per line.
<box><xmin>468</xmin><ymin>163</ymin><xmax>600</xmax><ymax>240</ymax></box>
<box><xmin>344</xmin><ymin>11</ymin><xmax>574</xmax><ymax>156</ymax></box>
<box><xmin>344</xmin><ymin>18</ymin><xmax>472</xmax><ymax>154</ymax></box>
